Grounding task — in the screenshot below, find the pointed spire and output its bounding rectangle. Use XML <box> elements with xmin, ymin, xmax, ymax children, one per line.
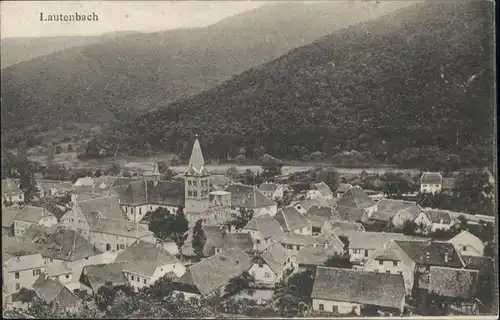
<box><xmin>189</xmin><ymin>136</ymin><xmax>205</xmax><ymax>170</ymax></box>
<box><xmin>152</xmin><ymin>157</ymin><xmax>160</xmax><ymax>177</ymax></box>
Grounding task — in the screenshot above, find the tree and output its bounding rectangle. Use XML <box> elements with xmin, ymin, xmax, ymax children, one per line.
<box><xmin>148</xmin><ymin>207</ymin><xmax>174</xmax><ymax>240</ymax></box>
<box><xmin>224</xmin><ymin>271</ymin><xmax>254</xmax><ymax>295</ymax></box>
<box><xmin>172</xmin><ymin>207</ymin><xmax>189</xmax><ymax>254</ymax></box>
<box><xmin>19</xmin><ymin>160</ymin><xmax>39</xmax><ymax>202</ymax></box>
<box><xmin>170</xmin><ymin>154</ymin><xmax>181</xmax><ymax>166</ymax></box>
<box><xmin>260</xmin><ymin>154</ymin><xmax>283</xmax><ymax>179</ymax></box>
<box><xmin>95</xmin><ymin>285</ymin><xmax>116</xmax><ymax>311</ymax></box>
<box><xmin>17</xmin><ymin>287</ymin><xmax>37</xmax><ymax>308</ymax></box>
<box><xmin>324</xmin><ymin>252</ymin><xmax>351</xmax><ymax>269</ymax></box>
<box><xmin>316</xmin><ymin>167</ymin><xmax>341</xmax><ymax>192</ymax></box>
<box><xmin>228</xmin><ymin>208</ymin><xmax>254</xmax><ymax>230</ymax></box>
<box><xmin>94</xmin><ymin>170</ymin><xmax>102</xmax><ymax>178</ymax></box>
<box><xmin>67</xmin><ymin>144</ymin><xmax>74</xmax><ymax>152</ymax></box>
<box><xmin>192</xmin><ymin>219</ymin><xmax>206</xmax><ymax>260</ymax></box>
<box><xmin>55</xmin><ymin>145</ymin><xmax>64</xmax><ymax>154</ymax></box>
<box><xmin>107</xmin><ymin>162</ymin><xmax>121</xmax><ymax>175</ymax></box>
<box><xmin>402</xmin><ymin>220</ymin><xmax>418</xmax><ymax>235</ymax></box>
<box><xmin>226</xmin><ymin>166</ymin><xmax>239</xmax><ymax>179</ymax></box>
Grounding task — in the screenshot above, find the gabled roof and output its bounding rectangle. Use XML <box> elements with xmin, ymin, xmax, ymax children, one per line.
<box><xmin>178</xmin><ymin>247</ymin><xmax>252</xmax><ymax>296</ymax></box>
<box><xmin>33</xmin><ymin>274</ymin><xmax>80</xmax><ymax>308</ymax></box>
<box><xmin>448</xmin><ymin>230</ymin><xmax>483</xmax><ymax>251</ymax></box>
<box><xmin>46</xmin><ymin>261</ymin><xmax>72</xmax><ymax>277</ymax></box>
<box><xmin>114</xmin><ymin>240</ymin><xmax>180</xmax><ymax>277</ymax></box>
<box><xmin>2</xmin><ymin>178</ymin><xmax>22</xmax><ymax>196</ymax></box>
<box><xmin>259</xmin><ymin>183</ymin><xmax>279</xmax><ymax>192</ymax></box>
<box><xmin>372</xmin><ymin>247</ymin><xmax>401</xmax><ymax>261</ymax></box>
<box><xmin>330</xmin><ymin>221</ymin><xmax>364</xmax><ymax>233</ymax></box>
<box><xmin>418</xmin><ymin>266</ymin><xmax>479</xmax><ymax>299</ymax></box>
<box><xmin>312</xmin><ymin>267</ymin><xmax>405</xmax><ymax>309</ymax></box>
<box><xmin>337</xmin><ymin>186</ymin><xmax>374</xmax><ymax>209</ymax></box>
<box><xmin>243</xmin><ymin>214</ymin><xmax>283</xmax><ymax>239</ymax></box>
<box><xmin>336</xmin><ymin>205</ymin><xmax>368</xmax><ymax>222</ymax></box>
<box><xmin>396</xmin><ymin>206</ymin><xmax>421</xmax><ymax>222</ymax></box>
<box><xmin>182</xmin><ymin>226</ymin><xmax>254</xmax><ymax>257</ymax></box>
<box><xmin>19</xmin><ymin>224</ymin><xmax>59</xmax><ymax>243</ymax></box>
<box><xmin>420</xmin><ymin>172</ymin><xmax>443</xmax><ymax>184</ymax></box>
<box><xmin>260</xmin><ymin>243</ymin><xmax>292</xmax><ymax>274</ymax></box>
<box><xmin>14</xmin><ymin>206</ymin><xmax>56</xmax><ymax>223</ymax></box>
<box><xmin>394</xmin><ymin>240</ymin><xmax>465</xmax><ymax>268</ymax></box>
<box><xmin>295</xmin><ymin>198</ymin><xmax>329</xmax><ymax>211</ymax></box>
<box><xmin>348</xmin><ymin>231</ymin><xmax>427</xmax><ymax>251</ymax></box>
<box><xmin>274</xmin><ymin>233</ymin><xmax>325</xmax><ymax>246</ymax></box>
<box><xmin>306</xmin><ymin>206</ymin><xmax>340</xmax><ymax>221</ymax></box>
<box><xmin>421</xmin><ymin>210</ymin><xmax>454</xmax><ymax>224</ymax></box>
<box><xmin>76</xmin><ymin>196</ymin><xmax>127</xmax><ymax>221</ymax></box>
<box><xmin>336</xmin><ymin>183</ymin><xmax>352</xmax><ymax>193</ymax></box>
<box><xmin>369</xmin><ymin>211</ymin><xmax>394</xmax><ymax>222</ymax></box>
<box><xmin>376</xmin><ymin>199</ymin><xmax>419</xmax><ymax>216</ymax></box>
<box><xmin>110</xmin><ymin>179</ymin><xmax>184</xmax><ymax>207</ymax></box>
<box><xmin>275</xmin><ymin>206</ymin><xmax>310</xmax><ymax>232</ymax></box>
<box><xmin>312</xmin><ymin>182</ymin><xmax>333</xmax><ymax>197</ymax></box>
<box><xmin>74</xmin><ymin>177</ymin><xmax>95</xmax><ymax>186</ymax></box>
<box><xmin>2</xmin><ymin>206</ymin><xmax>20</xmax><ymax>228</ymax></box>
<box><xmin>225</xmin><ymin>184</ymin><xmax>276</xmax><ymax>208</ymax></box>
<box><xmin>296</xmin><ymin>242</ymin><xmax>344</xmax><ymax>266</ymax></box>
<box><xmin>87</xmin><ymin>213</ymin><xmax>153</xmax><ymax>238</ymax></box>
<box><xmin>39</xmin><ymin>228</ymin><xmax>102</xmax><ymax>262</ymax></box>
<box><xmin>2</xmin><ymin>235</ymin><xmax>40</xmax><ymax>258</ymax></box>
<box><xmin>462</xmin><ymin>255</ymin><xmax>494</xmax><ymax>275</ymax></box>
<box><xmin>83</xmin><ymin>263</ymin><xmax>130</xmax><ymax>290</ymax></box>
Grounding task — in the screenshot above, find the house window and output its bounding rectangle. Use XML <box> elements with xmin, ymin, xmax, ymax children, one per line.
<box><xmin>15</xmin><ymin>272</ymin><xmax>20</xmax><ymax>279</ymax></box>
<box><xmin>393</xmin><ymin>261</ymin><xmax>398</xmax><ymax>267</ymax></box>
<box><xmin>66</xmin><ymin>275</ymin><xmax>70</xmax><ymax>279</ymax></box>
<box><xmin>386</xmin><ymin>270</ymin><xmax>391</xmax><ymax>274</ymax></box>
<box><xmin>364</xmin><ymin>250</ymin><xmax>369</xmax><ymax>257</ymax></box>
<box><xmin>256</xmin><ymin>239</ymin><xmax>261</xmax><ymax>244</ymax></box>
<box><xmin>137</xmin><ymin>277</ymin><xmax>140</xmax><ymax>282</ymax></box>
<box><xmin>144</xmin><ymin>279</ymin><xmax>147</xmax><ymax>284</ymax></box>
<box><xmin>379</xmin><ymin>260</ymin><xmax>383</xmax><ymax>266</ymax></box>
<box><xmin>117</xmin><ymin>244</ymin><xmax>120</xmax><ymax>250</ymax></box>
<box><xmin>264</xmin><ymin>272</ymin><xmax>270</xmax><ymax>277</ymax></box>
<box><xmin>399</xmin><ymin>271</ymin><xmax>403</xmax><ymax>275</ymax></box>
<box><xmin>319</xmin><ymin>304</ymin><xmax>324</xmax><ymax>311</ymax></box>
<box><xmin>33</xmin><ymin>269</ymin><xmax>41</xmax><ymax>276</ymax></box>
<box><xmin>139</xmin><ymin>208</ymin><xmax>142</xmax><ymax>215</ymax></box>
<box><xmin>259</xmin><ymin>263</ymin><xmax>263</xmax><ymax>268</ymax></box>
<box><xmin>333</xmin><ymin>305</ymin><xmax>338</xmax><ymax>313</ymax></box>
<box><xmin>131</xmin><ymin>275</ymin><xmax>135</xmax><ymax>281</ymax></box>
<box><xmin>192</xmin><ymin>191</ymin><xmax>198</xmax><ymax>197</ymax></box>
<box><xmin>215</xmin><ymin>248</ymin><xmax>221</xmax><ymax>254</ymax></box>
<box><xmin>50</xmin><ymin>258</ymin><xmax>53</xmax><ymax>263</ymax></box>
<box><xmin>16</xmin><ymin>283</ymin><xmax>20</xmax><ymax>290</ymax></box>
<box><xmin>463</xmin><ymin>246</ymin><xmax>467</xmax><ymax>251</ymax></box>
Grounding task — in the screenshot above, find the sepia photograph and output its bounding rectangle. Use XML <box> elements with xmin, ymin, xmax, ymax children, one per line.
<box><xmin>0</xmin><ymin>0</ymin><xmax>497</xmax><ymax>318</ymax></box>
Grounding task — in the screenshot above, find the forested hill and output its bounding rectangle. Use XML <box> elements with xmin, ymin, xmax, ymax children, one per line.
<box><xmin>103</xmin><ymin>0</ymin><xmax>494</xmax><ymax>168</ymax></box>
<box><xmin>1</xmin><ymin>1</ymin><xmax>415</xmax><ymax>135</ymax></box>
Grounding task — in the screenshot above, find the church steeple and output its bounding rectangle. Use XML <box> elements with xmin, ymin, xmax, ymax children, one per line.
<box><xmin>151</xmin><ymin>157</ymin><xmax>160</xmax><ymax>183</ymax></box>
<box><xmin>189</xmin><ymin>135</ymin><xmax>205</xmax><ymax>171</ymax></box>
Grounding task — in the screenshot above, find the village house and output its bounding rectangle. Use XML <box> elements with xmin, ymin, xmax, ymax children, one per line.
<box><xmin>311</xmin><ymin>267</ymin><xmax>406</xmax><ymax>316</ymax></box>
<box><xmin>182</xmin><ymin>225</ymin><xmax>254</xmax><ymax>258</ymax></box>
<box><xmin>336</xmin><ymin>206</ymin><xmax>370</xmax><ymax>224</ymax></box>
<box><xmin>38</xmin><ymin>228</ymin><xmax>106</xmax><ymax>284</ymax></box>
<box><xmin>2</xmin><ymin>235</ymin><xmax>47</xmax><ymax>294</ymax></box>
<box><xmin>347</xmin><ymin>231</ymin><xmax>426</xmax><ymax>265</ymax></box>
<box><xmin>307</xmin><ymin>182</ymin><xmax>334</xmax><ymax>200</ymax></box>
<box><xmin>248</xmin><ymin>243</ymin><xmax>294</xmax><ymax>287</ymax></box>
<box><xmin>18</xmin><ymin>224</ymin><xmax>59</xmax><ymax>244</ymax></box>
<box><xmin>420</xmin><ymin>172</ymin><xmax>443</xmax><ymax>194</ymax></box>
<box><xmin>362</xmin><ymin>243</ymin><xmax>415</xmax><ymax>295</ymax></box>
<box><xmin>304</xmin><ymin>205</ymin><xmax>341</xmax><ymax>235</ymax></box>
<box><xmin>417</xmin><ymin>266</ymin><xmax>480</xmax><ymax>314</ymax></box>
<box><xmin>274</xmin><ymin>233</ymin><xmax>344</xmax><ymax>263</ymax></box>
<box><xmin>45</xmin><ymin>261</ymin><xmax>74</xmax><ymax>285</ymax></box>
<box><xmin>3</xmin><ymin>205</ymin><xmax>20</xmax><ymax>236</ymax></box>
<box><xmin>241</xmin><ymin>214</ymin><xmax>284</xmax><ymax>252</ymax></box>
<box><xmin>330</xmin><ymin>221</ymin><xmax>365</xmax><ymax>240</ymax></box>
<box><xmin>292</xmin><ymin>198</ymin><xmax>330</xmax><ymax>215</ymax></box>
<box><xmin>33</xmin><ymin>273</ymin><xmax>81</xmax><ymax>312</ymax></box>
<box><xmin>337</xmin><ymin>186</ymin><xmax>377</xmax><ymax>216</ymax></box>
<box><xmin>414</xmin><ymin>209</ymin><xmax>457</xmax><ymax>233</ymax></box>
<box><xmin>2</xmin><ymin>178</ymin><xmax>24</xmax><ymax>206</ymax></box>
<box><xmin>335</xmin><ymin>183</ymin><xmax>353</xmax><ymax>199</ymax></box>
<box><xmin>112</xmin><ymin>240</ymin><xmax>186</xmax><ymax>292</ymax></box>
<box><xmin>13</xmin><ymin>206</ymin><xmax>58</xmax><ymax>238</ymax></box>
<box><xmin>258</xmin><ymin>182</ymin><xmax>284</xmax><ymax>201</ymax></box>
<box><xmin>296</xmin><ymin>234</ymin><xmax>345</xmax><ymax>272</ymax></box>
<box><xmin>110</xmin><ymin>160</ymin><xmax>184</xmax><ymax>222</ymax></box>
<box><xmin>80</xmin><ymin>263</ymin><xmax>130</xmax><ymax>296</ymax></box>
<box><xmin>73</xmin><ymin>177</ymin><xmax>95</xmax><ymax>187</ymax></box>
<box><xmin>274</xmin><ymin>206</ymin><xmax>312</xmax><ymax>235</ymax></box>
<box><xmin>173</xmin><ymin>247</ymin><xmax>253</xmax><ymax>299</ymax></box>
<box><xmin>60</xmin><ymin>196</ymin><xmax>155</xmax><ymax>251</ymax></box>
<box><xmin>38</xmin><ymin>180</ymin><xmax>74</xmax><ymax>197</ymax></box>
<box><xmin>447</xmin><ymin>230</ymin><xmax>484</xmax><ymax>257</ymax></box>
<box><xmin>225</xmin><ymin>183</ymin><xmax>278</xmax><ymax>217</ymax></box>
<box><xmin>374</xmin><ymin>199</ymin><xmax>421</xmax><ymax>229</ymax></box>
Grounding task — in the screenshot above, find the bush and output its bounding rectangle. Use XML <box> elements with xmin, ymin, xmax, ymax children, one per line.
<box><xmin>235</xmin><ymin>154</ymin><xmax>246</xmax><ymax>164</ymax></box>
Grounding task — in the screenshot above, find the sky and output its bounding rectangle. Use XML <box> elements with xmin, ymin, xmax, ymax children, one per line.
<box><xmin>0</xmin><ymin>1</ymin><xmax>269</xmax><ymax>38</ymax></box>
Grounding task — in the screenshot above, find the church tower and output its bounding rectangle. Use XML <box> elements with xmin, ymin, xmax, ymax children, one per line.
<box><xmin>151</xmin><ymin>157</ymin><xmax>161</xmax><ymax>185</ymax></box>
<box><xmin>184</xmin><ymin>136</ymin><xmax>210</xmax><ymax>224</ymax></box>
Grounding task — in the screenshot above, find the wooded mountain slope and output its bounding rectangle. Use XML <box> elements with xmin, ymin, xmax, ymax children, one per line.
<box><xmin>1</xmin><ymin>1</ymin><xmax>414</xmax><ymax>134</ymax></box>
<box><xmin>107</xmin><ymin>0</ymin><xmax>494</xmax><ymax>166</ymax></box>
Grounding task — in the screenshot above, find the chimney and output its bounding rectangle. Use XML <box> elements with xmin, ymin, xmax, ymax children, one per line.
<box><xmin>444</xmin><ymin>252</ymin><xmax>449</xmax><ymax>263</ymax></box>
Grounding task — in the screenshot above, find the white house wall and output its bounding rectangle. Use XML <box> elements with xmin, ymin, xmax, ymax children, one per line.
<box><xmin>312</xmin><ymin>298</ymin><xmax>361</xmax><ymax>315</ymax></box>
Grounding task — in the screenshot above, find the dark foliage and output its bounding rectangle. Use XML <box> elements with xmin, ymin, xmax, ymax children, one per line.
<box><xmin>192</xmin><ymin>219</ymin><xmax>206</xmax><ymax>259</ymax></box>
